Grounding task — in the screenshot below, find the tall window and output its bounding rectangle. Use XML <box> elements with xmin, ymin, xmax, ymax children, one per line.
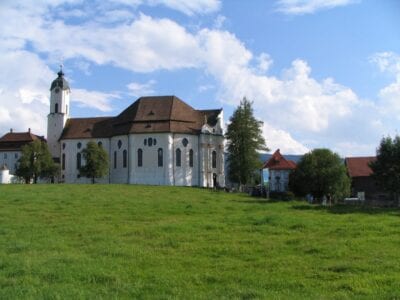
<box><xmin>176</xmin><ymin>148</ymin><xmax>181</xmax><ymax>167</ymax></box>
<box><xmin>123</xmin><ymin>150</ymin><xmax>127</xmax><ymax>168</ymax></box>
<box><xmin>212</xmin><ymin>151</ymin><xmax>217</xmax><ymax>169</ymax></box>
<box><xmin>55</xmin><ymin>103</ymin><xmax>58</xmax><ymax>113</ymax></box>
<box><xmin>114</xmin><ymin>151</ymin><xmax>117</xmax><ymax>169</ymax></box>
<box><xmin>189</xmin><ymin>149</ymin><xmax>194</xmax><ymax>167</ymax></box>
<box><xmin>62</xmin><ymin>154</ymin><xmax>65</xmax><ymax>170</ymax></box>
<box><xmin>138</xmin><ymin>148</ymin><xmax>143</xmax><ymax>167</ymax></box>
<box><xmin>158</xmin><ymin>148</ymin><xmax>163</xmax><ymax>167</ymax></box>
<box><xmin>77</xmin><ymin>152</ymin><xmax>81</xmax><ymax>169</ymax></box>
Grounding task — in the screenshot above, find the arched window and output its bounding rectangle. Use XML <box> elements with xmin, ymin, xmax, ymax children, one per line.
<box><xmin>123</xmin><ymin>150</ymin><xmax>127</xmax><ymax>168</ymax></box>
<box><xmin>55</xmin><ymin>103</ymin><xmax>58</xmax><ymax>113</ymax></box>
<box><xmin>212</xmin><ymin>150</ymin><xmax>217</xmax><ymax>169</ymax></box>
<box><xmin>62</xmin><ymin>153</ymin><xmax>65</xmax><ymax>170</ymax></box>
<box><xmin>138</xmin><ymin>148</ymin><xmax>143</xmax><ymax>167</ymax></box>
<box><xmin>114</xmin><ymin>151</ymin><xmax>117</xmax><ymax>169</ymax></box>
<box><xmin>176</xmin><ymin>148</ymin><xmax>181</xmax><ymax>167</ymax></box>
<box><xmin>189</xmin><ymin>149</ymin><xmax>194</xmax><ymax>167</ymax></box>
<box><xmin>77</xmin><ymin>152</ymin><xmax>81</xmax><ymax>169</ymax></box>
<box><xmin>158</xmin><ymin>148</ymin><xmax>163</xmax><ymax>167</ymax></box>
<box><xmin>118</xmin><ymin>140</ymin><xmax>122</xmax><ymax>149</ymax></box>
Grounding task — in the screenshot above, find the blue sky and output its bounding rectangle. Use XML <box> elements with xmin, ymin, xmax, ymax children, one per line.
<box><xmin>0</xmin><ymin>0</ymin><xmax>399</xmax><ymax>156</ymax></box>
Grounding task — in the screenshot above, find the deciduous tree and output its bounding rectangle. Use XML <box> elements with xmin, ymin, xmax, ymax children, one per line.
<box><xmin>79</xmin><ymin>141</ymin><xmax>109</xmax><ymax>183</ymax></box>
<box><xmin>289</xmin><ymin>148</ymin><xmax>350</xmax><ymax>202</ymax></box>
<box><xmin>16</xmin><ymin>140</ymin><xmax>58</xmax><ymax>183</ymax></box>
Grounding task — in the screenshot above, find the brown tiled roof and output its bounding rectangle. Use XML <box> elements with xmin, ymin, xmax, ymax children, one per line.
<box><xmin>263</xmin><ymin>149</ymin><xmax>297</xmax><ymax>170</ymax></box>
<box><xmin>345</xmin><ymin>156</ymin><xmax>376</xmax><ymax>177</ymax></box>
<box><xmin>61</xmin><ymin>96</ymin><xmax>222</xmax><ymax>139</ymax></box>
<box><xmin>0</xmin><ymin>131</ymin><xmax>46</xmax><ymax>151</ymax></box>
<box><xmin>60</xmin><ymin>117</ymin><xmax>113</xmax><ymax>139</ymax></box>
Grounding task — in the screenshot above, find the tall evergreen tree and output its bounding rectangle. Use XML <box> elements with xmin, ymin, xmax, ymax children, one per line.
<box><xmin>369</xmin><ymin>135</ymin><xmax>400</xmax><ymax>202</ymax></box>
<box><xmin>225</xmin><ymin>98</ymin><xmax>268</xmax><ymax>189</ymax></box>
<box><xmin>16</xmin><ymin>140</ymin><xmax>58</xmax><ymax>183</ymax></box>
<box><xmin>79</xmin><ymin>141</ymin><xmax>109</xmax><ymax>184</ymax></box>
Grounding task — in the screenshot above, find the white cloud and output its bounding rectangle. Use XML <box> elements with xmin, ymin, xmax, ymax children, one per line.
<box><xmin>150</xmin><ymin>0</ymin><xmax>221</xmax><ymax>16</ymax></box>
<box><xmin>72</xmin><ymin>89</ymin><xmax>120</xmax><ymax>112</ymax></box>
<box><xmin>276</xmin><ymin>0</ymin><xmax>358</xmax><ymax>15</ymax></box>
<box><xmin>127</xmin><ymin>80</ymin><xmax>156</xmax><ymax>96</ymax></box>
<box><xmin>372</xmin><ymin>52</ymin><xmax>400</xmax><ymax>118</ymax></box>
<box><xmin>263</xmin><ymin>123</ymin><xmax>309</xmax><ymax>154</ymax></box>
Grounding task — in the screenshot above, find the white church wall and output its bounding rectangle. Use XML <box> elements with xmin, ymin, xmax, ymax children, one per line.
<box><xmin>110</xmin><ymin>136</ymin><xmax>129</xmax><ymax>184</ymax></box>
<box><xmin>0</xmin><ymin>151</ymin><xmax>20</xmax><ymax>174</ymax></box>
<box><xmin>61</xmin><ymin>138</ymin><xmax>110</xmax><ymax>184</ymax></box>
<box><xmin>172</xmin><ymin>134</ymin><xmax>199</xmax><ymax>186</ymax></box>
<box><xmin>130</xmin><ymin>133</ymin><xmax>172</xmax><ymax>185</ymax></box>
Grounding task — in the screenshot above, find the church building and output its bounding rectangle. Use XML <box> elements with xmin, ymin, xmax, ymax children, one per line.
<box><xmin>47</xmin><ymin>69</ymin><xmax>225</xmax><ymax>187</ymax></box>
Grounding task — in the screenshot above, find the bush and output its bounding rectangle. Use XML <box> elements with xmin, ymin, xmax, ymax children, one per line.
<box><xmin>269</xmin><ymin>191</ymin><xmax>295</xmax><ymax>201</ymax></box>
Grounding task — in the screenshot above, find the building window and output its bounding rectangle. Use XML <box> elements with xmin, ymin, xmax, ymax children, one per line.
<box><xmin>182</xmin><ymin>138</ymin><xmax>188</xmax><ymax>147</ymax></box>
<box><xmin>144</xmin><ymin>139</ymin><xmax>147</xmax><ymax>146</ymax></box>
<box><xmin>118</xmin><ymin>140</ymin><xmax>122</xmax><ymax>149</ymax></box>
<box><xmin>189</xmin><ymin>149</ymin><xmax>193</xmax><ymax>167</ymax></box>
<box><xmin>4</xmin><ymin>153</ymin><xmax>7</xmax><ymax>159</ymax></box>
<box><xmin>154</xmin><ymin>139</ymin><xmax>157</xmax><ymax>146</ymax></box>
<box><xmin>15</xmin><ymin>153</ymin><xmax>18</xmax><ymax>159</ymax></box>
<box><xmin>123</xmin><ymin>150</ymin><xmax>127</xmax><ymax>168</ymax></box>
<box><xmin>114</xmin><ymin>151</ymin><xmax>117</xmax><ymax>169</ymax></box>
<box><xmin>62</xmin><ymin>143</ymin><xmax>66</xmax><ymax>150</ymax></box>
<box><xmin>77</xmin><ymin>142</ymin><xmax>82</xmax><ymax>149</ymax></box>
<box><xmin>62</xmin><ymin>153</ymin><xmax>65</xmax><ymax>170</ymax></box>
<box><xmin>148</xmin><ymin>138</ymin><xmax>153</xmax><ymax>147</ymax></box>
<box><xmin>77</xmin><ymin>153</ymin><xmax>81</xmax><ymax>169</ymax></box>
<box><xmin>55</xmin><ymin>103</ymin><xmax>58</xmax><ymax>113</ymax></box>
<box><xmin>212</xmin><ymin>150</ymin><xmax>217</xmax><ymax>169</ymax></box>
<box><xmin>176</xmin><ymin>148</ymin><xmax>181</xmax><ymax>167</ymax></box>
<box><xmin>98</xmin><ymin>141</ymin><xmax>102</xmax><ymax>147</ymax></box>
<box><xmin>158</xmin><ymin>148</ymin><xmax>163</xmax><ymax>167</ymax></box>
<box><xmin>138</xmin><ymin>149</ymin><xmax>143</xmax><ymax>167</ymax></box>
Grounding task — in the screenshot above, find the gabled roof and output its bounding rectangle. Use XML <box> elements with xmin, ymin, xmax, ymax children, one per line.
<box><xmin>262</xmin><ymin>149</ymin><xmax>297</xmax><ymax>170</ymax></box>
<box><xmin>60</xmin><ymin>96</ymin><xmax>222</xmax><ymax>139</ymax></box>
<box><xmin>0</xmin><ymin>130</ymin><xmax>46</xmax><ymax>151</ymax></box>
<box><xmin>345</xmin><ymin>156</ymin><xmax>376</xmax><ymax>178</ymax></box>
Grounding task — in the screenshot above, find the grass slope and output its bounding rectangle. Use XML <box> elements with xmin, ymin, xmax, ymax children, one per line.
<box><xmin>0</xmin><ymin>185</ymin><xmax>399</xmax><ymax>299</ymax></box>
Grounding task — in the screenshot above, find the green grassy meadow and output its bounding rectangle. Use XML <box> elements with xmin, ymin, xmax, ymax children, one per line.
<box><xmin>0</xmin><ymin>185</ymin><xmax>399</xmax><ymax>299</ymax></box>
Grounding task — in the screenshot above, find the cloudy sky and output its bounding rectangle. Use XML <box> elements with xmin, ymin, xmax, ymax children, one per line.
<box><xmin>1</xmin><ymin>0</ymin><xmax>399</xmax><ymax>156</ymax></box>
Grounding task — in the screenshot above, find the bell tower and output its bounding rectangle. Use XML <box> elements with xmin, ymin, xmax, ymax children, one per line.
<box><xmin>47</xmin><ymin>66</ymin><xmax>70</xmax><ymax>159</ymax></box>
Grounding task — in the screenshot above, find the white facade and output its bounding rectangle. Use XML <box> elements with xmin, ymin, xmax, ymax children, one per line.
<box><xmin>268</xmin><ymin>169</ymin><xmax>291</xmax><ymax>192</ymax></box>
<box><xmin>0</xmin><ymin>151</ymin><xmax>20</xmax><ymax>174</ymax></box>
<box><xmin>59</xmin><ymin>131</ymin><xmax>225</xmax><ymax>187</ymax></box>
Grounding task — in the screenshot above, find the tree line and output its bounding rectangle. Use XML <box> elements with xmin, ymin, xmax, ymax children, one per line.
<box><xmin>225</xmin><ymin>98</ymin><xmax>400</xmax><ymax>203</ymax></box>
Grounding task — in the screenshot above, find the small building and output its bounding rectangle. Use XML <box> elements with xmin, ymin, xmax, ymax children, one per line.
<box><xmin>345</xmin><ymin>156</ymin><xmax>389</xmax><ymax>202</ymax></box>
<box><xmin>0</xmin><ymin>129</ymin><xmax>46</xmax><ymax>176</ymax></box>
<box><xmin>262</xmin><ymin>149</ymin><xmax>297</xmax><ymax>192</ymax></box>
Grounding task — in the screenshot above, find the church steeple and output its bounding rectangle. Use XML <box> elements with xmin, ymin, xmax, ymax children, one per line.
<box><xmin>47</xmin><ymin>67</ymin><xmax>71</xmax><ymax>159</ymax></box>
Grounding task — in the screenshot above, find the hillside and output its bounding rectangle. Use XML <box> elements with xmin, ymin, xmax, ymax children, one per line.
<box><xmin>0</xmin><ymin>185</ymin><xmax>399</xmax><ymax>298</ymax></box>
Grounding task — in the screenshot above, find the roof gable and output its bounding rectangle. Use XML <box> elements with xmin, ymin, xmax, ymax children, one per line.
<box><xmin>345</xmin><ymin>156</ymin><xmax>375</xmax><ymax>177</ymax></box>
<box><xmin>263</xmin><ymin>149</ymin><xmax>297</xmax><ymax>170</ymax></box>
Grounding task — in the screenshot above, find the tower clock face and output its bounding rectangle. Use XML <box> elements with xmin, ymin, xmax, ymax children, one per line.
<box><xmin>55</xmin><ymin>88</ymin><xmax>60</xmax><ymax>93</ymax></box>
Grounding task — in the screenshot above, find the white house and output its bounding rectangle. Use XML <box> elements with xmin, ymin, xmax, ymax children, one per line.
<box><xmin>47</xmin><ymin>69</ymin><xmax>225</xmax><ymax>187</ymax></box>
<box><xmin>262</xmin><ymin>149</ymin><xmax>297</xmax><ymax>192</ymax></box>
<box><xmin>0</xmin><ymin>129</ymin><xmax>46</xmax><ymax>183</ymax></box>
